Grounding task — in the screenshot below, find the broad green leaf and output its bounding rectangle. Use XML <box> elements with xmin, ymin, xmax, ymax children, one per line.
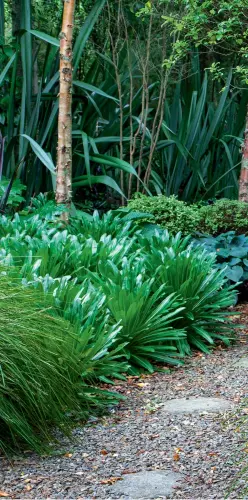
<box><xmin>75</xmin><ymin>153</ymin><xmax>137</xmax><ymax>176</ymax></box>
<box><xmin>21</xmin><ymin>134</ymin><xmax>56</xmax><ymax>175</ymax></box>
<box><xmin>225</xmin><ymin>265</ymin><xmax>243</xmax><ymax>282</ymax></box>
<box><xmin>81</xmin><ymin>132</ymin><xmax>91</xmax><ymax>186</ymax></box>
<box><xmin>0</xmin><ymin>53</ymin><xmax>16</xmax><ymax>86</ymax></box>
<box><xmin>21</xmin><ymin>0</ymin><xmax>32</xmax><ymax>120</ymax></box>
<box><xmin>73</xmin><ymin>0</ymin><xmax>107</xmax><ymax>75</ymax></box>
<box><xmin>28</xmin><ymin>30</ymin><xmax>59</xmax><ymax>47</ymax></box>
<box><xmin>199</xmin><ymin>70</ymin><xmax>232</xmax><ymax>156</ymax></box>
<box><xmin>73</xmin><ymin>81</ymin><xmax>118</xmax><ymax>102</ymax></box>
<box><xmin>42</xmin><ymin>71</ymin><xmax>59</xmax><ymax>94</ymax></box>
<box><xmin>72</xmin><ymin>175</ymin><xmax>126</xmax><ymax>198</ymax></box>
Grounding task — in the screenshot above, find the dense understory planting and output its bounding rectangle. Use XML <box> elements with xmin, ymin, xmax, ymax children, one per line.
<box><xmin>0</xmin><ymin>202</ymin><xmax>237</xmax><ymax>452</ymax></box>
<box><xmin>0</xmin><ymin>275</ymin><xmax>128</xmax><ymax>453</ymax></box>
<box><xmin>128</xmin><ymin>195</ymin><xmax>248</xmax><ymax>235</ymax></box>
<box><xmin>128</xmin><ymin>195</ymin><xmax>248</xmax><ymax>290</ymax></box>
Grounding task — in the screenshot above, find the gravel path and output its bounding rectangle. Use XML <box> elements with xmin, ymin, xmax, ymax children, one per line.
<box><xmin>1</xmin><ymin>306</ymin><xmax>248</xmax><ymax>499</ymax></box>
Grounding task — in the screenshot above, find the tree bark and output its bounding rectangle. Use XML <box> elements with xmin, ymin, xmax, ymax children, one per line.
<box><xmin>239</xmin><ymin>105</ymin><xmax>248</xmax><ymax>202</ymax></box>
<box><xmin>56</xmin><ymin>0</ymin><xmax>76</xmax><ymax>215</ymax></box>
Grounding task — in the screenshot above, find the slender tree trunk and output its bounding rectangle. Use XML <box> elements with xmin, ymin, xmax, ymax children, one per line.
<box><xmin>239</xmin><ymin>105</ymin><xmax>248</xmax><ymax>202</ymax></box>
<box><xmin>56</xmin><ymin>0</ymin><xmax>76</xmax><ymax>215</ymax></box>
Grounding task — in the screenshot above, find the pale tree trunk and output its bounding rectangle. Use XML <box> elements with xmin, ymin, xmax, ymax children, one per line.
<box><xmin>56</xmin><ymin>0</ymin><xmax>76</xmax><ymax>216</ymax></box>
<box><xmin>239</xmin><ymin>105</ymin><xmax>248</xmax><ymax>202</ymax></box>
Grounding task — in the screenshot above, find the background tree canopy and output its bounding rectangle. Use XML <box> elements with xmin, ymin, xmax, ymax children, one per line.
<box><xmin>0</xmin><ymin>0</ymin><xmax>248</xmax><ymax>208</ymax></box>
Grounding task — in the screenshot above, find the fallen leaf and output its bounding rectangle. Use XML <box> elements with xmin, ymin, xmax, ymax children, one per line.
<box><xmin>26</xmin><ymin>485</ymin><xmax>32</xmax><ymax>492</ymax></box>
<box><xmin>100</xmin><ymin>477</ymin><xmax>123</xmax><ymax>485</ymax></box>
<box><xmin>149</xmin><ymin>434</ymin><xmax>160</xmax><ymax>440</ymax></box>
<box><xmin>122</xmin><ymin>469</ymin><xmax>137</xmax><ymax>475</ymax></box>
<box><xmin>0</xmin><ymin>493</ymin><xmax>10</xmax><ymax>498</ymax></box>
<box><xmin>208</xmin><ymin>452</ymin><xmax>218</xmax><ymax>456</ymax></box>
<box><xmin>100</xmin><ymin>449</ymin><xmax>108</xmax><ymax>455</ymax></box>
<box><xmin>64</xmin><ymin>452</ymin><xmax>73</xmax><ymax>458</ymax></box>
<box><xmin>173</xmin><ymin>453</ymin><xmax>180</xmax><ymax>461</ymax></box>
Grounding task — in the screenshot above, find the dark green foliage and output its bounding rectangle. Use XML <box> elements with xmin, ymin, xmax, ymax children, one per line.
<box><xmin>0</xmin><ymin>177</ymin><xmax>26</xmax><ymax>209</ymax></box>
<box><xmin>198</xmin><ymin>200</ymin><xmax>248</xmax><ymax>235</ymax></box>
<box><xmin>128</xmin><ymin>196</ymin><xmax>248</xmax><ymax>237</ymax></box>
<box><xmin>0</xmin><ymin>274</ymin><xmax>127</xmax><ymax>453</ymax></box>
<box><xmin>155</xmin><ymin>71</ymin><xmax>246</xmax><ymax>201</ymax></box>
<box><xmin>195</xmin><ymin>232</ymin><xmax>248</xmax><ymax>284</ymax></box>
<box><xmin>128</xmin><ymin>194</ymin><xmax>200</xmax><ymax>235</ymax></box>
<box><xmin>1</xmin><ymin>20</ymin><xmax>246</xmax><ymax>204</ymax></box>
<box><xmin>88</xmin><ymin>259</ymin><xmax>186</xmax><ymax>373</ymax></box>
<box><xmin>146</xmin><ymin>248</ymin><xmax>236</xmax><ymax>354</ymax></box>
<box><xmin>0</xmin><ymin>203</ymin><xmax>235</xmax><ymax>356</ymax></box>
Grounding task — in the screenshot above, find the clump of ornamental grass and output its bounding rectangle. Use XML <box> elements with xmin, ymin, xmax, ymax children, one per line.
<box><xmin>0</xmin><ymin>277</ymin><xmax>82</xmax><ymax>454</ymax></box>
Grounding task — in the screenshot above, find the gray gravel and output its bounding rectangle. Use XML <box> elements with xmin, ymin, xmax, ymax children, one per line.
<box><xmin>1</xmin><ymin>318</ymin><xmax>248</xmax><ymax>498</ymax></box>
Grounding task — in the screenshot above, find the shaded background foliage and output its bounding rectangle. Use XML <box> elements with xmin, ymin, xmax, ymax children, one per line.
<box><xmin>0</xmin><ymin>0</ymin><xmax>248</xmax><ymax>210</ymax></box>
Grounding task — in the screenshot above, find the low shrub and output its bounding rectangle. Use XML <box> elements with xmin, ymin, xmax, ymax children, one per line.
<box><xmin>128</xmin><ymin>194</ymin><xmax>200</xmax><ymax>235</ymax></box>
<box><xmin>198</xmin><ymin>199</ymin><xmax>248</xmax><ymax>235</ymax></box>
<box><xmin>128</xmin><ymin>195</ymin><xmax>248</xmax><ymax>236</ymax></box>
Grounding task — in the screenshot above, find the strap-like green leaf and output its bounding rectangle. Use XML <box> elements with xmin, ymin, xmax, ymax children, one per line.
<box><xmin>21</xmin><ymin>134</ymin><xmax>56</xmax><ymax>175</ymax></box>
<box><xmin>29</xmin><ymin>29</ymin><xmax>59</xmax><ymax>47</ymax></box>
<box><xmin>0</xmin><ymin>53</ymin><xmax>16</xmax><ymax>86</ymax></box>
<box><xmin>73</xmin><ymin>0</ymin><xmax>107</xmax><ymax>75</ymax></box>
<box><xmin>73</xmin><ymin>81</ymin><xmax>118</xmax><ymax>102</ymax></box>
<box><xmin>72</xmin><ymin>174</ymin><xmax>126</xmax><ymax>198</ymax></box>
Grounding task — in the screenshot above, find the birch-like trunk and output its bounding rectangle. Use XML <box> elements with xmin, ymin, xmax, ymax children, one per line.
<box><xmin>239</xmin><ymin>105</ymin><xmax>248</xmax><ymax>202</ymax></box>
<box><xmin>56</xmin><ymin>0</ymin><xmax>76</xmax><ymax>213</ymax></box>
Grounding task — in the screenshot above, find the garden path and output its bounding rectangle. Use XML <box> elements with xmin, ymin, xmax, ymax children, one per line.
<box><xmin>1</xmin><ymin>305</ymin><xmax>248</xmax><ymax>499</ymax></box>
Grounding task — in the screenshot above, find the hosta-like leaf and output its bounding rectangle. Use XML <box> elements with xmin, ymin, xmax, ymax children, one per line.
<box><xmin>225</xmin><ymin>265</ymin><xmax>243</xmax><ymax>282</ymax></box>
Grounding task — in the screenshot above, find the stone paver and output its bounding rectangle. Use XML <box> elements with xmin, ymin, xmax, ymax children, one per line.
<box><xmin>162</xmin><ymin>396</ymin><xmax>233</xmax><ymax>413</ymax></box>
<box><xmin>233</xmin><ymin>356</ymin><xmax>248</xmax><ymax>368</ymax></box>
<box><xmin>111</xmin><ymin>470</ymin><xmax>182</xmax><ymax>499</ymax></box>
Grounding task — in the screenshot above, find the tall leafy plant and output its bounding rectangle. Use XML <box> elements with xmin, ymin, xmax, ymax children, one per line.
<box><xmin>0</xmin><ymin>0</ymin><xmax>115</xmax><ymax>202</ymax></box>
<box><xmin>151</xmin><ymin>71</ymin><xmax>247</xmax><ymax>201</ymax></box>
